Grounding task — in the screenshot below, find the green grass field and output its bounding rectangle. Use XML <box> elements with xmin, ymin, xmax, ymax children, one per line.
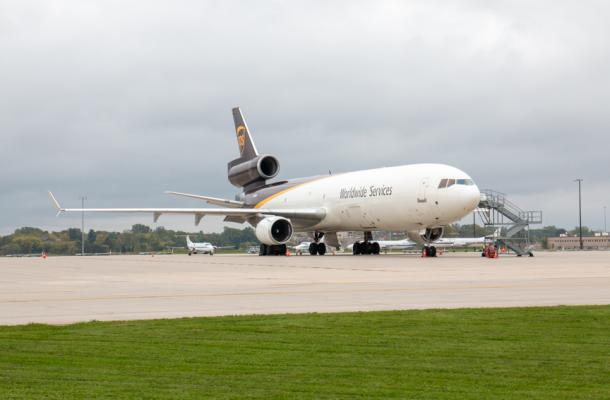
<box><xmin>1</xmin><ymin>306</ymin><xmax>609</xmax><ymax>399</ymax></box>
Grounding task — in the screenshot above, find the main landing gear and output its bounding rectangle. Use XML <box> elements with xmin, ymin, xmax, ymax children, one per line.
<box><xmin>259</xmin><ymin>244</ymin><xmax>287</xmax><ymax>256</ymax></box>
<box><xmin>353</xmin><ymin>231</ymin><xmax>381</xmax><ymax>255</ymax></box>
<box><xmin>308</xmin><ymin>232</ymin><xmax>326</xmax><ymax>255</ymax></box>
<box><xmin>422</xmin><ymin>245</ymin><xmax>437</xmax><ymax>257</ymax></box>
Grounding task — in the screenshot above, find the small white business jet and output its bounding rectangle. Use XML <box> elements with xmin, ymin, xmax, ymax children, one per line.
<box><xmin>367</xmin><ymin>239</ymin><xmax>416</xmax><ymax>252</ymax></box>
<box><xmin>349</xmin><ymin>228</ymin><xmax>499</xmax><ymax>253</ymax></box>
<box><xmin>185</xmin><ymin>236</ymin><xmax>215</xmax><ymax>256</ymax></box>
<box><xmin>433</xmin><ymin>229</ymin><xmax>499</xmax><ymax>248</ymax></box>
<box><xmin>49</xmin><ymin>107</ymin><xmax>480</xmax><ymax>257</ymax></box>
<box><xmin>293</xmin><ymin>242</ymin><xmax>312</xmax><ymax>255</ymax></box>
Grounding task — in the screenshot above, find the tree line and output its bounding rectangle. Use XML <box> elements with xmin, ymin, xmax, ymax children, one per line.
<box><xmin>0</xmin><ymin>223</ymin><xmax>592</xmax><ymax>256</ymax></box>
<box><xmin>0</xmin><ymin>224</ymin><xmax>258</xmax><ymax>256</ymax></box>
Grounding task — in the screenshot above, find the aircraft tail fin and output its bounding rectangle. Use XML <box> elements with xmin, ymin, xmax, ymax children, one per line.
<box><xmin>186</xmin><ymin>235</ymin><xmax>193</xmax><ymax>246</ymax></box>
<box><xmin>232</xmin><ymin>107</ymin><xmax>259</xmax><ymax>160</ymax></box>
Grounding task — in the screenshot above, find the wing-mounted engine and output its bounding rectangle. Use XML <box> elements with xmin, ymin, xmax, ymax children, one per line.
<box><xmin>228</xmin><ymin>154</ymin><xmax>280</xmax><ymax>191</ymax></box>
<box><xmin>255</xmin><ymin>216</ymin><xmax>293</xmax><ymax>245</ymax></box>
<box><xmin>407</xmin><ymin>227</ymin><xmax>444</xmax><ymax>244</ymax></box>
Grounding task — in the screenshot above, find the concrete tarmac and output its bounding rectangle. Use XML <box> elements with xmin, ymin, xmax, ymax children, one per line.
<box><xmin>1</xmin><ymin>251</ymin><xmax>609</xmax><ymax>325</ymax></box>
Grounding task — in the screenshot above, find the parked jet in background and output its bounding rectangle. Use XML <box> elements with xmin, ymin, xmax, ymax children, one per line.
<box><xmin>186</xmin><ymin>236</ymin><xmax>215</xmax><ymax>256</ymax></box>
<box><xmin>293</xmin><ymin>242</ymin><xmax>312</xmax><ymax>255</ymax></box>
<box><xmin>433</xmin><ymin>229</ymin><xmax>499</xmax><ymax>248</ymax></box>
<box><xmin>49</xmin><ymin>107</ymin><xmax>480</xmax><ymax>257</ymax></box>
<box><xmin>347</xmin><ymin>228</ymin><xmax>499</xmax><ymax>253</ymax></box>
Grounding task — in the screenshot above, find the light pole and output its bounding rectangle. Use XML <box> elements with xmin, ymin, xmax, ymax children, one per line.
<box><xmin>604</xmin><ymin>206</ymin><xmax>607</xmax><ymax>234</ymax></box>
<box><xmin>80</xmin><ymin>196</ymin><xmax>87</xmax><ymax>255</ymax></box>
<box><xmin>574</xmin><ymin>179</ymin><xmax>583</xmax><ymax>250</ymax></box>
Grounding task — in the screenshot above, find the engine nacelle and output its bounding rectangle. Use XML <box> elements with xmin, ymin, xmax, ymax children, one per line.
<box><xmin>407</xmin><ymin>227</ymin><xmax>444</xmax><ymax>244</ymax></box>
<box><xmin>228</xmin><ymin>155</ymin><xmax>280</xmax><ymax>188</ymax></box>
<box><xmin>255</xmin><ymin>216</ymin><xmax>293</xmax><ymax>245</ymax></box>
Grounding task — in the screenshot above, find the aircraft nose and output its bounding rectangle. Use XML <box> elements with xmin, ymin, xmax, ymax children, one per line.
<box><xmin>469</xmin><ymin>182</ymin><xmax>481</xmax><ymax>211</ymax></box>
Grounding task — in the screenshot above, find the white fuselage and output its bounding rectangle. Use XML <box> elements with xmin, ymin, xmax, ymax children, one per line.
<box><xmin>256</xmin><ymin>164</ymin><xmax>480</xmax><ymax>233</ymax></box>
<box><xmin>294</xmin><ymin>242</ymin><xmax>311</xmax><ymax>251</ymax></box>
<box><xmin>190</xmin><ymin>243</ymin><xmax>214</xmax><ymax>253</ymax></box>
<box><xmin>186</xmin><ymin>237</ymin><xmax>215</xmax><ymax>254</ymax></box>
<box><xmin>375</xmin><ymin>239</ymin><xmax>415</xmax><ymax>250</ymax></box>
<box><xmin>434</xmin><ymin>237</ymin><xmax>488</xmax><ymax>248</ymax></box>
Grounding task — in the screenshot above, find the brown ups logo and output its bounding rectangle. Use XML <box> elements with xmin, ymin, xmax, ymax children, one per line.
<box><xmin>236</xmin><ymin>125</ymin><xmax>246</xmax><ymax>154</ymax></box>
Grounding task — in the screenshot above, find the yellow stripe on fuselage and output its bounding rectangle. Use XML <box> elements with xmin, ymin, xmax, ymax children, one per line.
<box><xmin>254</xmin><ymin>177</ymin><xmax>329</xmax><ymax>209</ymax></box>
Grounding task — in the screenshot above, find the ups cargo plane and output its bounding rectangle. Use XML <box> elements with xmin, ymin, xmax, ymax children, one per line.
<box><xmin>49</xmin><ymin>107</ymin><xmax>480</xmax><ymax>256</ymax></box>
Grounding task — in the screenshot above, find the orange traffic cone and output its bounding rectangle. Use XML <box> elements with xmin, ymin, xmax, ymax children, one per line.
<box><xmin>422</xmin><ymin>248</ymin><xmax>427</xmax><ymax>257</ymax></box>
<box><xmin>286</xmin><ymin>250</ymin><xmax>291</xmax><ymax>256</ymax></box>
<box><xmin>42</xmin><ymin>252</ymin><xmax>47</xmax><ymax>259</ymax></box>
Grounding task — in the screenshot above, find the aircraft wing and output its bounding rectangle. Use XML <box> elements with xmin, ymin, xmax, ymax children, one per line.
<box><xmin>48</xmin><ymin>192</ymin><xmax>325</xmax><ymax>225</ymax></box>
<box><xmin>164</xmin><ymin>191</ymin><xmax>245</xmax><ymax>208</ymax></box>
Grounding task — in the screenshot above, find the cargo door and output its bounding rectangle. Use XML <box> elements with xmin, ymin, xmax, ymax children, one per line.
<box><xmin>415</xmin><ymin>177</ymin><xmax>430</xmax><ymax>224</ymax></box>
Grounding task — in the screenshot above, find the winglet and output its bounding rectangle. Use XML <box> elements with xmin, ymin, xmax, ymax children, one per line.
<box><xmin>48</xmin><ymin>191</ymin><xmax>64</xmax><ymax>216</ymax></box>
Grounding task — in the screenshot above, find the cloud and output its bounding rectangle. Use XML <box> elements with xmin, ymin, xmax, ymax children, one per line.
<box><xmin>1</xmin><ymin>0</ymin><xmax>609</xmax><ymax>234</ymax></box>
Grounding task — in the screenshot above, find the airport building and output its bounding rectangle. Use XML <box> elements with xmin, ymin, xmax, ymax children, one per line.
<box><xmin>547</xmin><ymin>235</ymin><xmax>610</xmax><ymax>250</ymax></box>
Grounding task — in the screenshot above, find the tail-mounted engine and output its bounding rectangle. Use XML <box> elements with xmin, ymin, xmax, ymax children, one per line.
<box><xmin>228</xmin><ymin>154</ymin><xmax>280</xmax><ymax>191</ymax></box>
<box><xmin>255</xmin><ymin>216</ymin><xmax>293</xmax><ymax>245</ymax></box>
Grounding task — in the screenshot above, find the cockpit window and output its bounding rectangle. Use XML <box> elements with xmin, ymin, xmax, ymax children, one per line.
<box><xmin>438</xmin><ymin>178</ymin><xmax>474</xmax><ymax>189</ymax></box>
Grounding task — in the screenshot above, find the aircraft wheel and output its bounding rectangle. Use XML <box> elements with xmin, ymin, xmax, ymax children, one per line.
<box><xmin>371</xmin><ymin>242</ymin><xmax>380</xmax><ymax>255</ymax></box>
<box><xmin>309</xmin><ymin>242</ymin><xmax>318</xmax><ymax>256</ymax></box>
<box><xmin>362</xmin><ymin>242</ymin><xmax>371</xmax><ymax>255</ymax></box>
<box><xmin>188</xmin><ymin>252</ymin><xmax>192</xmax><ymax>256</ymax></box>
<box><xmin>280</xmin><ymin>244</ymin><xmax>287</xmax><ymax>256</ymax></box>
<box><xmin>259</xmin><ymin>244</ymin><xmax>267</xmax><ymax>256</ymax></box>
<box><xmin>353</xmin><ymin>242</ymin><xmax>361</xmax><ymax>255</ymax></box>
<box><xmin>429</xmin><ymin>246</ymin><xmax>437</xmax><ymax>257</ymax></box>
<box><xmin>318</xmin><ymin>243</ymin><xmax>326</xmax><ymax>256</ymax></box>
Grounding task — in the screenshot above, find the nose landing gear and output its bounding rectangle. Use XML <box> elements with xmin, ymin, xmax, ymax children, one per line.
<box><xmin>422</xmin><ymin>246</ymin><xmax>437</xmax><ymax>257</ymax></box>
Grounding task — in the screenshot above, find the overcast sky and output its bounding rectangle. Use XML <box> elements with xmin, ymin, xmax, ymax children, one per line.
<box><xmin>1</xmin><ymin>0</ymin><xmax>609</xmax><ymax>235</ymax></box>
